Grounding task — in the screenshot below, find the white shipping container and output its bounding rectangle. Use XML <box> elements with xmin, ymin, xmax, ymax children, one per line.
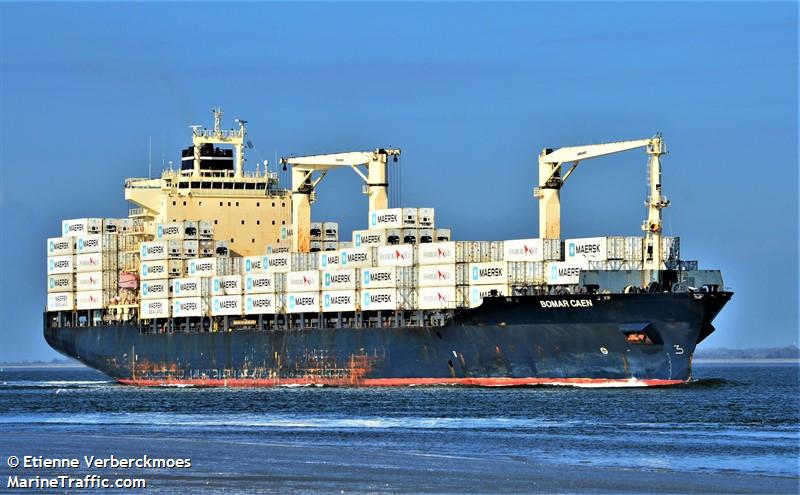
<box><xmin>75</xmin><ymin>252</ymin><xmax>116</xmax><ymax>273</ymax></box>
<box><xmin>75</xmin><ymin>290</ymin><xmax>111</xmax><ymax>310</ymax></box>
<box><xmin>417</xmin><ymin>264</ymin><xmax>457</xmax><ymax>287</ymax></box>
<box><xmin>322</xmin><ymin>268</ymin><xmax>357</xmax><ymax>290</ymax></box>
<box><xmin>322</xmin><ymin>290</ymin><xmax>358</xmax><ymax>312</ymax></box>
<box><xmin>244</xmin><ymin>294</ymin><xmax>278</xmax><ymax>315</ymax></box>
<box><xmin>339</xmin><ymin>247</ymin><xmax>375</xmax><ymax>269</ymax></box>
<box><xmin>76</xmin><ymin>271</ymin><xmax>116</xmax><ymax>291</ymax></box>
<box><xmin>219</xmin><ymin>257</ymin><xmax>242</xmax><ymax>276</ymax></box>
<box><xmin>140</xmin><ymin>279</ymin><xmax>170</xmax><ymax>299</ymax></box>
<box><xmin>376</xmin><ymin>245</ymin><xmax>414</xmax><ymax>267</ymax></box>
<box><xmin>243</xmin><ymin>255</ymin><xmax>267</xmax><ymax>274</ymax></box>
<box><xmin>266</xmin><ymin>244</ymin><xmax>291</xmax><ymax>254</ymax></box>
<box><xmin>401</xmin><ymin>228</ymin><xmax>418</xmax><ymax>244</ymax></box>
<box><xmin>167</xmin><ymin>240</ymin><xmax>183</xmax><ymax>258</ymax></box>
<box><xmin>564</xmin><ymin>237</ymin><xmax>609</xmax><ymax>262</ymax></box>
<box><xmin>47</xmin><ymin>292</ymin><xmax>74</xmax><ymax>311</ymax></box>
<box><xmin>353</xmin><ymin>229</ymin><xmax>387</xmax><ymax>247</ymax></box>
<box><xmin>183</xmin><ymin>240</ymin><xmax>199</xmax><ymax>258</ymax></box>
<box><xmin>140</xmin><ymin>241</ymin><xmax>169</xmax><ymax>261</ymax></box>
<box><xmin>173</xmin><ymin>297</ymin><xmax>208</xmax><ymax>317</ymax></box>
<box><xmin>417</xmin><ymin>208</ymin><xmax>435</xmax><ymax>227</ymax></box>
<box><xmin>183</xmin><ymin>220</ymin><xmax>199</xmax><ymax>239</ymax></box>
<box><xmin>62</xmin><ymin>218</ymin><xmax>101</xmax><ymax>237</ymax></box>
<box><xmin>211</xmin><ymin>275</ymin><xmax>243</xmax><ymax>295</ymax></box>
<box><xmin>171</xmin><ymin>277</ymin><xmax>209</xmax><ymax>298</ymax></box>
<box><xmin>418</xmin><ymin>229</ymin><xmax>434</xmax><ymax>243</ymax></box>
<box><xmin>310</xmin><ymin>241</ymin><xmax>323</xmax><ymax>252</ymax></box>
<box><xmin>507</xmin><ymin>261</ymin><xmax>545</xmax><ymax>285</ymax></box>
<box><xmin>76</xmin><ymin>234</ymin><xmax>117</xmax><ymax>254</ymax></box>
<box><xmin>504</xmin><ymin>238</ymin><xmax>560</xmax><ymax>262</ymax></box>
<box><xmin>323</xmin><ymin>241</ymin><xmax>338</xmax><ymax>251</ymax></box>
<box><xmin>386</xmin><ymin>229</ymin><xmax>402</xmax><ymax>245</ymax></box>
<box><xmin>156</xmin><ymin>222</ymin><xmax>184</xmax><ymax>240</ymax></box>
<box><xmin>310</xmin><ymin>222</ymin><xmax>323</xmax><ymax>239</ymax></box>
<box><xmin>468</xmin><ymin>261</ymin><xmax>507</xmax><ymax>285</ymax></box>
<box><xmin>360</xmin><ymin>288</ymin><xmax>399</xmax><ymax>311</ymax></box>
<box><xmin>47</xmin><ymin>255</ymin><xmax>74</xmax><ymax>275</ymax></box>
<box><xmin>417</xmin><ymin>286</ymin><xmax>457</xmax><ymax>310</ymax></box>
<box><xmin>140</xmin><ymin>298</ymin><xmax>170</xmax><ymax>319</ymax></box>
<box><xmin>662</xmin><ymin>237</ymin><xmax>680</xmax><ymax>261</ymax></box>
<box><xmin>435</xmin><ymin>229</ymin><xmax>451</xmax><ymax>242</ymax></box>
<box><xmin>47</xmin><ymin>237</ymin><xmax>74</xmax><ymax>256</ymax></box>
<box><xmin>360</xmin><ymin>266</ymin><xmax>415</xmax><ymax>289</ymax></box>
<box><xmin>102</xmin><ymin>218</ymin><xmax>118</xmax><ymax>233</ymax></box>
<box><xmin>418</xmin><ymin>241</ymin><xmax>456</xmax><ymax>265</ymax></box>
<box><xmin>401</xmin><ymin>208</ymin><xmax>419</xmax><ymax>227</ymax></box>
<box><xmin>186</xmin><ymin>257</ymin><xmax>217</xmax><ymax>277</ymax></box>
<box><xmin>215</xmin><ymin>240</ymin><xmax>230</xmax><ymax>257</ymax></box>
<box><xmin>199</xmin><ymin>220</ymin><xmax>214</xmax><ymax>239</ymax></box>
<box><xmin>369</xmin><ymin>208</ymin><xmax>404</xmax><ymax>229</ymax></box>
<box><xmin>285</xmin><ymin>292</ymin><xmax>320</xmax><ymax>313</ymax></box>
<box><xmin>168</xmin><ymin>259</ymin><xmax>184</xmax><ymax>277</ymax></box>
<box><xmin>319</xmin><ymin>251</ymin><xmax>341</xmax><ymax>269</ymax></box>
<box><xmin>140</xmin><ymin>260</ymin><xmax>169</xmax><ymax>280</ymax></box>
<box><xmin>286</xmin><ymin>270</ymin><xmax>320</xmax><ymax>292</ymax></box>
<box><xmin>546</xmin><ymin>261</ymin><xmax>588</xmax><ymax>285</ymax></box>
<box><xmin>323</xmin><ymin>222</ymin><xmax>339</xmax><ymax>239</ymax></box>
<box><xmin>463</xmin><ymin>284</ymin><xmax>510</xmax><ymax>308</ymax></box>
<box><xmin>264</xmin><ymin>253</ymin><xmax>291</xmax><ymax>273</ymax></box>
<box><xmin>244</xmin><ymin>273</ymin><xmax>280</xmax><ymax>294</ymax></box>
<box><xmin>118</xmin><ymin>218</ymin><xmax>134</xmax><ymax>234</ymax></box>
<box><xmin>338</xmin><ymin>242</ymin><xmax>353</xmax><ymax>249</ymax></box>
<box><xmin>47</xmin><ymin>274</ymin><xmax>73</xmax><ymax>293</ymax></box>
<box><xmin>624</xmin><ymin>237</ymin><xmax>644</xmax><ymax>261</ymax></box>
<box><xmin>199</xmin><ymin>240</ymin><xmax>215</xmax><ymax>256</ymax></box>
<box><xmin>211</xmin><ymin>295</ymin><xmax>243</xmax><ymax>316</ymax></box>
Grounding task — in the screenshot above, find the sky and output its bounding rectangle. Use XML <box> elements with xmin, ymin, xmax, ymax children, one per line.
<box><xmin>0</xmin><ymin>2</ymin><xmax>797</xmax><ymax>361</ymax></box>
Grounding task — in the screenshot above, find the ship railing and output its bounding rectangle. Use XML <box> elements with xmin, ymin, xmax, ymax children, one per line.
<box><xmin>192</xmin><ymin>128</ymin><xmax>244</xmax><ymax>140</ymax></box>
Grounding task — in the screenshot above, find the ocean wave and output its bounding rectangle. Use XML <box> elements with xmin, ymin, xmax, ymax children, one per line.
<box><xmin>0</xmin><ymin>380</ymin><xmax>115</xmax><ymax>389</ymax></box>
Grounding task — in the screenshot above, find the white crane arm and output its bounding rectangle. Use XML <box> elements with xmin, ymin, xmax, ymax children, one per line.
<box><xmin>282</xmin><ymin>151</ymin><xmax>374</xmax><ymax>169</ymax></box>
<box><xmin>542</xmin><ymin>139</ymin><xmax>651</xmax><ymax>164</ymax></box>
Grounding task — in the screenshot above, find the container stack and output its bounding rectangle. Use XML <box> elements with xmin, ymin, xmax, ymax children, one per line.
<box><xmin>50</xmin><ymin>215</ymin><xmax>687</xmax><ymax>319</ymax></box>
<box><xmin>46</xmin><ymin>236</ymin><xmax>76</xmax><ymax>312</ymax></box>
<box><xmin>74</xmin><ymin>233</ymin><xmax>119</xmax><ymax>310</ymax></box>
<box><xmin>47</xmin><ymin>218</ymin><xmax>122</xmax><ymax>314</ymax></box>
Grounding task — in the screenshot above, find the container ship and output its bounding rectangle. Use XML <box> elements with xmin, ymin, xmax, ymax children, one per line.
<box><xmin>43</xmin><ymin>109</ymin><xmax>732</xmax><ymax>387</ymax></box>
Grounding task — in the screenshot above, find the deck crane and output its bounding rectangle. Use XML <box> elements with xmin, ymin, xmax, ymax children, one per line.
<box><xmin>534</xmin><ymin>135</ymin><xmax>669</xmax><ymax>279</ymax></box>
<box><xmin>280</xmin><ymin>148</ymin><xmax>401</xmax><ymax>252</ymax></box>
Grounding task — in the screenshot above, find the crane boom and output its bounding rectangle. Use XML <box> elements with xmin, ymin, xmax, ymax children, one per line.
<box><xmin>535</xmin><ymin>135</ymin><xmax>668</xmax><ymax>282</ymax></box>
<box><xmin>540</xmin><ymin>139</ymin><xmax>651</xmax><ymax>167</ymax></box>
<box><xmin>280</xmin><ymin>148</ymin><xmax>400</xmax><ymax>252</ymax></box>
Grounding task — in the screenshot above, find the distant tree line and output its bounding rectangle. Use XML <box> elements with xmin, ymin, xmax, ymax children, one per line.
<box><xmin>695</xmin><ymin>345</ymin><xmax>799</xmax><ymax>359</ymax></box>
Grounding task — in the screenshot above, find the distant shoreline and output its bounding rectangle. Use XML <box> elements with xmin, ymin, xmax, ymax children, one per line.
<box><xmin>694</xmin><ymin>358</ymin><xmax>799</xmax><ymax>364</ymax></box>
<box><xmin>0</xmin><ymin>362</ymin><xmax>86</xmax><ymax>370</ymax></box>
